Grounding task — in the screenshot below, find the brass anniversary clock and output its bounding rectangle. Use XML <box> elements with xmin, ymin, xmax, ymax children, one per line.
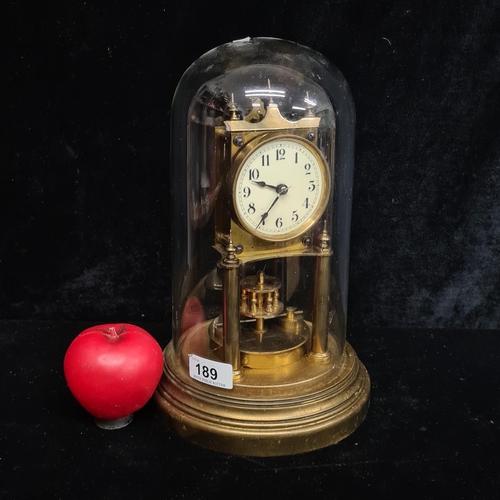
<box><xmin>155</xmin><ymin>38</ymin><xmax>370</xmax><ymax>456</ymax></box>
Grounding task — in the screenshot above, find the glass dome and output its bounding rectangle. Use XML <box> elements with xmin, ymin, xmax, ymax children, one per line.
<box><xmin>156</xmin><ymin>38</ymin><xmax>369</xmax><ymax>456</ymax></box>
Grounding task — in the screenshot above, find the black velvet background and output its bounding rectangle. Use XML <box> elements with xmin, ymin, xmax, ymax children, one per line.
<box><xmin>3</xmin><ymin>0</ymin><xmax>500</xmax><ymax>328</ymax></box>
<box><xmin>2</xmin><ymin>1</ymin><xmax>500</xmax><ymax>498</ymax></box>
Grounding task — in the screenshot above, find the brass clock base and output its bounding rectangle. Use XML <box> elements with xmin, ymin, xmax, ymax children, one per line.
<box><xmin>155</xmin><ymin>329</ymin><xmax>370</xmax><ymax>456</ymax></box>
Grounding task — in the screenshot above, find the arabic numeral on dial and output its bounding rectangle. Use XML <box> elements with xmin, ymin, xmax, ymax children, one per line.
<box><xmin>248</xmin><ymin>202</ymin><xmax>256</xmax><ymax>214</ymax></box>
<box><xmin>295</xmin><ymin>152</ymin><xmax>299</xmax><ymax>163</ymax></box>
<box><xmin>304</xmin><ymin>163</ymin><xmax>311</xmax><ymax>174</ymax></box>
<box><xmin>275</xmin><ymin>217</ymin><xmax>283</xmax><ymax>228</ymax></box>
<box><xmin>276</xmin><ymin>148</ymin><xmax>285</xmax><ymax>161</ymax></box>
<box><xmin>308</xmin><ymin>180</ymin><xmax>316</xmax><ymax>191</ymax></box>
<box><xmin>243</xmin><ymin>186</ymin><xmax>251</xmax><ymax>197</ymax></box>
<box><xmin>195</xmin><ymin>363</ymin><xmax>217</xmax><ymax>380</ymax></box>
<box><xmin>249</xmin><ymin>168</ymin><xmax>260</xmax><ymax>180</ymax></box>
<box><xmin>292</xmin><ymin>210</ymin><xmax>298</xmax><ymax>222</ymax></box>
<box><xmin>303</xmin><ymin>198</ymin><xmax>309</xmax><ymax>209</ymax></box>
<box><xmin>261</xmin><ymin>155</ymin><xmax>270</xmax><ymax>167</ymax></box>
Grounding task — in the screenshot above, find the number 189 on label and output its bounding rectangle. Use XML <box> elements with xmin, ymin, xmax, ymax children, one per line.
<box><xmin>188</xmin><ymin>354</ymin><xmax>233</xmax><ymax>390</ymax></box>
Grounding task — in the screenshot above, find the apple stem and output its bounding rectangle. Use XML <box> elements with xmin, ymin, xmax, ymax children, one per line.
<box><xmin>108</xmin><ymin>326</ymin><xmax>120</xmax><ymax>340</ymax></box>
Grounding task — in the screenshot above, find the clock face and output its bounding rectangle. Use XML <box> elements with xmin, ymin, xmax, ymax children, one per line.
<box><xmin>233</xmin><ymin>136</ymin><xmax>330</xmax><ymax>241</ymax></box>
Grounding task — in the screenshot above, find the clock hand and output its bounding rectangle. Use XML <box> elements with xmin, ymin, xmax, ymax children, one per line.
<box><xmin>252</xmin><ymin>181</ymin><xmax>290</xmax><ymax>195</ymax></box>
<box><xmin>256</xmin><ymin>195</ymin><xmax>280</xmax><ymax>230</ymax></box>
<box><xmin>252</xmin><ymin>180</ymin><xmax>278</xmax><ymax>190</ymax></box>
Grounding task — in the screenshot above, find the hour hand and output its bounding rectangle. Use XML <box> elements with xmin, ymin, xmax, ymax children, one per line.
<box><xmin>252</xmin><ymin>180</ymin><xmax>278</xmax><ymax>190</ymax></box>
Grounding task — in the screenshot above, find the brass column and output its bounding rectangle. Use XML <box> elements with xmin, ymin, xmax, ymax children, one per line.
<box><xmin>311</xmin><ymin>224</ymin><xmax>332</xmax><ymax>356</ymax></box>
<box><xmin>218</xmin><ymin>238</ymin><xmax>241</xmax><ymax>374</ymax></box>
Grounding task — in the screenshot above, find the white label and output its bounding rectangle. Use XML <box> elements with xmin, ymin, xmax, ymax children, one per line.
<box><xmin>188</xmin><ymin>354</ymin><xmax>233</xmax><ymax>390</ymax></box>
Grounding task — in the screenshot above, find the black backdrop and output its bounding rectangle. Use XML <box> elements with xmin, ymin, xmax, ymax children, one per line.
<box><xmin>4</xmin><ymin>0</ymin><xmax>500</xmax><ymax>329</ymax></box>
<box><xmin>2</xmin><ymin>1</ymin><xmax>500</xmax><ymax>498</ymax></box>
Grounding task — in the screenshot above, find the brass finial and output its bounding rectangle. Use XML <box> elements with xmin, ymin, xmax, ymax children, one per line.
<box><xmin>228</xmin><ymin>93</ymin><xmax>240</xmax><ymax>120</ymax></box>
<box><xmin>318</xmin><ymin>220</ymin><xmax>331</xmax><ymax>250</ymax></box>
<box><xmin>225</xmin><ymin>232</ymin><xmax>238</xmax><ymax>262</ymax></box>
<box><xmin>267</xmin><ymin>78</ymin><xmax>274</xmax><ymax>105</ymax></box>
<box><xmin>305</xmin><ymin>91</ymin><xmax>315</xmax><ymax>117</ymax></box>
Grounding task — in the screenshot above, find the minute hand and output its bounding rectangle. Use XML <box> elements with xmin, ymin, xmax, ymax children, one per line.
<box><xmin>256</xmin><ymin>195</ymin><xmax>280</xmax><ymax>230</ymax></box>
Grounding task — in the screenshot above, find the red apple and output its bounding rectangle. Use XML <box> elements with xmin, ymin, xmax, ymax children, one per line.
<box><xmin>64</xmin><ymin>323</ymin><xmax>164</xmax><ymax>426</ymax></box>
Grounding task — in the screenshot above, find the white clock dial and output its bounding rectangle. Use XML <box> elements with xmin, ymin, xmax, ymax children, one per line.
<box><xmin>233</xmin><ymin>136</ymin><xmax>330</xmax><ymax>241</ymax></box>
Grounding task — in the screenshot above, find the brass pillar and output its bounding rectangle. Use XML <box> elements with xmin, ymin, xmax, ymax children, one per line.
<box><xmin>218</xmin><ymin>239</ymin><xmax>241</xmax><ymax>373</ymax></box>
<box><xmin>312</xmin><ymin>225</ymin><xmax>332</xmax><ymax>356</ymax></box>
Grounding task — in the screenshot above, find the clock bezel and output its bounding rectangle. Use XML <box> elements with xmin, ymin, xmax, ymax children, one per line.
<box><xmin>228</xmin><ymin>133</ymin><xmax>331</xmax><ymax>242</ymax></box>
